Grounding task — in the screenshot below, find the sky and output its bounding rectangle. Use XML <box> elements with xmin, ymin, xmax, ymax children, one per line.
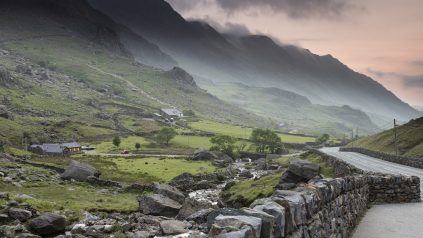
<box><xmin>167</xmin><ymin>0</ymin><xmax>423</xmax><ymax>108</ymax></box>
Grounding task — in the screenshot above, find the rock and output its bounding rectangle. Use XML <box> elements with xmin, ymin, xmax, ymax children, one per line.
<box><xmin>169</xmin><ymin>173</ymin><xmax>225</xmax><ymax>192</ymax></box>
<box><xmin>209</xmin><ymin>215</ymin><xmax>262</xmax><ymax>238</ymax></box>
<box><xmin>251</xmin><ymin>199</ymin><xmax>286</xmax><ymax>238</ymax></box>
<box><xmin>239</xmin><ymin>170</ymin><xmax>254</xmax><ymax>179</ymax></box>
<box><xmin>0</xmin><ymin>192</ymin><xmax>9</xmax><ymax>200</ymax></box>
<box><xmin>8</xmin><ymin>208</ymin><xmax>32</xmax><ymax>222</ymax></box>
<box><xmin>38</xmin><ymin>70</ymin><xmax>49</xmax><ymax>81</ymax></box>
<box><xmin>168</xmin><ymin>67</ymin><xmax>197</xmax><ymax>87</ymax></box>
<box><xmin>61</xmin><ymin>160</ymin><xmax>100</xmax><ymax>182</ymax></box>
<box><xmin>0</xmin><ymin>105</ymin><xmax>11</xmax><ymax>119</ymax></box>
<box><xmin>85</xmin><ymin>226</ymin><xmax>105</xmax><ymax>238</ymax></box>
<box><xmin>214</xmin><ymin>229</ymin><xmax>254</xmax><ymax>238</ymax></box>
<box><xmin>207</xmin><ymin>208</ymin><xmax>248</xmax><ymax>230</ymax></box>
<box><xmin>71</xmin><ymin>224</ymin><xmax>87</xmax><ymax>234</ymax></box>
<box><xmin>186</xmin><ymin>208</ymin><xmax>215</xmax><ymax>224</ymax></box>
<box><xmin>288</xmin><ymin>160</ymin><xmax>320</xmax><ymax>181</ymax></box>
<box><xmin>153</xmin><ymin>183</ymin><xmax>185</xmax><ymax>204</ymax></box>
<box><xmin>15</xmin><ymin>233</ymin><xmax>41</xmax><ymax>238</ymax></box>
<box><xmin>138</xmin><ymin>194</ymin><xmax>182</xmax><ymax>217</ymax></box>
<box><xmin>29</xmin><ymin>213</ymin><xmax>66</xmax><ymax>236</ymax></box>
<box><xmin>126</xmin><ymin>231</ymin><xmax>151</xmax><ymax>238</ymax></box>
<box><xmin>15</xmin><ymin>64</ymin><xmax>33</xmax><ymax>75</ymax></box>
<box><xmin>177</xmin><ymin>197</ymin><xmax>214</xmax><ymax>220</ymax></box>
<box><xmin>272</xmin><ymin>190</ymin><xmax>307</xmax><ymax>233</ymax></box>
<box><xmin>0</xmin><ymin>213</ymin><xmax>10</xmax><ymax>222</ymax></box>
<box><xmin>213</xmin><ymin>154</ymin><xmax>234</xmax><ymax>168</ymax></box>
<box><xmin>241</xmin><ymin>208</ymin><xmax>275</xmax><ymax>238</ymax></box>
<box><xmin>160</xmin><ymin>220</ymin><xmax>188</xmax><ymax>235</ymax></box>
<box><xmin>192</xmin><ymin>149</ymin><xmax>217</xmax><ymax>161</ymax></box>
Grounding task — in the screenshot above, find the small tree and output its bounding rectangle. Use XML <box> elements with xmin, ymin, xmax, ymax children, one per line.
<box><xmin>113</xmin><ymin>136</ymin><xmax>121</xmax><ymax>148</ymax></box>
<box><xmin>317</xmin><ymin>134</ymin><xmax>330</xmax><ymax>144</ymax></box>
<box><xmin>155</xmin><ymin>127</ymin><xmax>177</xmax><ymax>146</ymax></box>
<box><xmin>210</xmin><ymin>135</ymin><xmax>236</xmax><ymax>157</ymax></box>
<box><xmin>135</xmin><ymin>142</ymin><xmax>141</xmax><ymax>151</ymax></box>
<box><xmin>250</xmin><ymin>128</ymin><xmax>282</xmax><ymax>153</ymax></box>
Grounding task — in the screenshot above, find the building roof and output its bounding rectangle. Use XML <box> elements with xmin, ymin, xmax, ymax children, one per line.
<box><xmin>61</xmin><ymin>142</ymin><xmax>81</xmax><ymax>148</ymax></box>
<box><xmin>161</xmin><ymin>108</ymin><xmax>183</xmax><ymax>117</ymax></box>
<box><xmin>30</xmin><ymin>142</ymin><xmax>80</xmax><ymax>153</ymax></box>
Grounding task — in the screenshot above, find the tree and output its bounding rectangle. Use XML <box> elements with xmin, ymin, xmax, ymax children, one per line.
<box><xmin>250</xmin><ymin>128</ymin><xmax>282</xmax><ymax>153</ymax></box>
<box><xmin>317</xmin><ymin>134</ymin><xmax>330</xmax><ymax>144</ymax></box>
<box><xmin>113</xmin><ymin>136</ymin><xmax>121</xmax><ymax>148</ymax></box>
<box><xmin>135</xmin><ymin>142</ymin><xmax>141</xmax><ymax>151</ymax></box>
<box><xmin>155</xmin><ymin>127</ymin><xmax>177</xmax><ymax>145</ymax></box>
<box><xmin>210</xmin><ymin>135</ymin><xmax>236</xmax><ymax>157</ymax></box>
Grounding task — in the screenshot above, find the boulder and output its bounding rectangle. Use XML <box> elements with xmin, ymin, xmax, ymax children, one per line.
<box><xmin>8</xmin><ymin>208</ymin><xmax>32</xmax><ymax>222</ymax></box>
<box><xmin>214</xmin><ymin>229</ymin><xmax>254</xmax><ymax>238</ymax></box>
<box><xmin>209</xmin><ymin>215</ymin><xmax>262</xmax><ymax>238</ymax></box>
<box><xmin>160</xmin><ymin>220</ymin><xmax>188</xmax><ymax>235</ymax></box>
<box><xmin>272</xmin><ymin>190</ymin><xmax>307</xmax><ymax>233</ymax></box>
<box><xmin>15</xmin><ymin>64</ymin><xmax>33</xmax><ymax>75</ymax></box>
<box><xmin>169</xmin><ymin>173</ymin><xmax>225</xmax><ymax>192</ymax></box>
<box><xmin>192</xmin><ymin>149</ymin><xmax>217</xmax><ymax>161</ymax></box>
<box><xmin>177</xmin><ymin>197</ymin><xmax>214</xmax><ymax>220</ymax></box>
<box><xmin>186</xmin><ymin>208</ymin><xmax>215</xmax><ymax>224</ymax></box>
<box><xmin>152</xmin><ymin>183</ymin><xmax>185</xmax><ymax>204</ymax></box>
<box><xmin>241</xmin><ymin>208</ymin><xmax>275</xmax><ymax>238</ymax></box>
<box><xmin>61</xmin><ymin>160</ymin><xmax>100</xmax><ymax>182</ymax></box>
<box><xmin>239</xmin><ymin>170</ymin><xmax>254</xmax><ymax>179</ymax></box>
<box><xmin>213</xmin><ymin>154</ymin><xmax>234</xmax><ymax>168</ymax></box>
<box><xmin>0</xmin><ymin>192</ymin><xmax>9</xmax><ymax>200</ymax></box>
<box><xmin>0</xmin><ymin>105</ymin><xmax>11</xmax><ymax>119</ymax></box>
<box><xmin>251</xmin><ymin>199</ymin><xmax>286</xmax><ymax>238</ymax></box>
<box><xmin>29</xmin><ymin>213</ymin><xmax>66</xmax><ymax>236</ymax></box>
<box><xmin>138</xmin><ymin>194</ymin><xmax>182</xmax><ymax>217</ymax></box>
<box><xmin>288</xmin><ymin>160</ymin><xmax>320</xmax><ymax>181</ymax></box>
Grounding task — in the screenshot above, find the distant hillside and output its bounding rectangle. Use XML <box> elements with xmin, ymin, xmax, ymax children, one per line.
<box><xmin>200</xmin><ymin>81</ymin><xmax>378</xmax><ymax>136</ymax></box>
<box><xmin>349</xmin><ymin>117</ymin><xmax>423</xmax><ymax>158</ymax></box>
<box><xmin>89</xmin><ymin>0</ymin><xmax>419</xmax><ymax>123</ymax></box>
<box><xmin>0</xmin><ymin>0</ymin><xmax>271</xmax><ymax>145</ymax></box>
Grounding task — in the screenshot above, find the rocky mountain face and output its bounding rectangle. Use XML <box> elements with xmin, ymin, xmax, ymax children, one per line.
<box><xmin>88</xmin><ymin>0</ymin><xmax>419</xmax><ymax>124</ymax></box>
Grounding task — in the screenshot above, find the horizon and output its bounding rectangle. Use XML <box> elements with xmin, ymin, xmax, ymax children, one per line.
<box><xmin>168</xmin><ymin>0</ymin><xmax>423</xmax><ymax>107</ymax></box>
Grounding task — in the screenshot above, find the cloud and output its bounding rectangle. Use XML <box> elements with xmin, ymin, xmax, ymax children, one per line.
<box><xmin>167</xmin><ymin>0</ymin><xmax>358</xmax><ymax>19</ymax></box>
<box><xmin>367</xmin><ymin>68</ymin><xmax>423</xmax><ymax>89</ymax></box>
<box><xmin>411</xmin><ymin>60</ymin><xmax>423</xmax><ymax>66</ymax></box>
<box><xmin>192</xmin><ymin>16</ymin><xmax>251</xmax><ymax>36</ymax></box>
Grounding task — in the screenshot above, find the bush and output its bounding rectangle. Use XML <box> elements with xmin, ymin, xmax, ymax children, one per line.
<box><xmin>154</xmin><ymin>127</ymin><xmax>177</xmax><ymax>145</ymax></box>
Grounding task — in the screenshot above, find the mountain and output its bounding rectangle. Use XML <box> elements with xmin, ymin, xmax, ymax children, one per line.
<box><xmin>349</xmin><ymin>117</ymin><xmax>423</xmax><ymax>158</ymax></box>
<box><xmin>201</xmin><ymin>81</ymin><xmax>378</xmax><ymax>136</ymax></box>
<box><xmin>88</xmin><ymin>0</ymin><xmax>419</xmax><ymax>123</ymax></box>
<box><xmin>0</xmin><ymin>0</ymin><xmax>271</xmax><ymax>144</ymax></box>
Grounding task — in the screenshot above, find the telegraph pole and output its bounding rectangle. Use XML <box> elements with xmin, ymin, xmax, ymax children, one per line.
<box><xmin>394</xmin><ymin>119</ymin><xmax>398</xmax><ymax>156</ymax></box>
<box><xmin>351</xmin><ymin>130</ymin><xmax>354</xmax><ymax>148</ymax></box>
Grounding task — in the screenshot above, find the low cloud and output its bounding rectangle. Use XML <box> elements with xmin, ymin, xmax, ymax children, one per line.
<box><xmin>168</xmin><ymin>0</ymin><xmax>358</xmax><ymax>19</ymax></box>
<box><xmin>367</xmin><ymin>68</ymin><xmax>423</xmax><ymax>89</ymax></box>
<box><xmin>411</xmin><ymin>60</ymin><xmax>423</xmax><ymax>66</ymax></box>
<box><xmin>192</xmin><ymin>16</ymin><xmax>251</xmax><ymax>36</ymax></box>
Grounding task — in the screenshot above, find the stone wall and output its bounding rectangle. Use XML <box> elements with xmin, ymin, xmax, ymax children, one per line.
<box><xmin>368</xmin><ymin>175</ymin><xmax>420</xmax><ymax>203</ymax></box>
<box><xmin>340</xmin><ymin>147</ymin><xmax>423</xmax><ymax>169</ymax></box>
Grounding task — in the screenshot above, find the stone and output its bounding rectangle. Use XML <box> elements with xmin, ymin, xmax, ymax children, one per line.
<box><xmin>288</xmin><ymin>160</ymin><xmax>320</xmax><ymax>180</ymax></box>
<box><xmin>15</xmin><ymin>64</ymin><xmax>33</xmax><ymax>75</ymax></box>
<box><xmin>138</xmin><ymin>194</ymin><xmax>182</xmax><ymax>217</ymax></box>
<box><xmin>209</xmin><ymin>215</ymin><xmax>262</xmax><ymax>238</ymax></box>
<box><xmin>61</xmin><ymin>160</ymin><xmax>100</xmax><ymax>182</ymax></box>
<box><xmin>126</xmin><ymin>231</ymin><xmax>151</xmax><ymax>238</ymax></box>
<box><xmin>153</xmin><ymin>182</ymin><xmax>185</xmax><ymax>204</ymax></box>
<box><xmin>0</xmin><ymin>192</ymin><xmax>9</xmax><ymax>200</ymax></box>
<box><xmin>160</xmin><ymin>220</ymin><xmax>188</xmax><ymax>235</ymax></box>
<box><xmin>186</xmin><ymin>208</ymin><xmax>215</xmax><ymax>224</ymax></box>
<box><xmin>8</xmin><ymin>208</ymin><xmax>32</xmax><ymax>222</ymax></box>
<box><xmin>15</xmin><ymin>233</ymin><xmax>41</xmax><ymax>238</ymax></box>
<box><xmin>213</xmin><ymin>154</ymin><xmax>234</xmax><ymax>168</ymax></box>
<box><xmin>0</xmin><ymin>213</ymin><xmax>10</xmax><ymax>222</ymax></box>
<box><xmin>241</xmin><ymin>208</ymin><xmax>275</xmax><ymax>238</ymax></box>
<box><xmin>177</xmin><ymin>197</ymin><xmax>214</xmax><ymax>220</ymax></box>
<box><xmin>85</xmin><ymin>226</ymin><xmax>105</xmax><ymax>238</ymax></box>
<box><xmin>192</xmin><ymin>149</ymin><xmax>218</xmax><ymax>161</ymax></box>
<box><xmin>239</xmin><ymin>170</ymin><xmax>254</xmax><ymax>179</ymax></box>
<box><xmin>251</xmin><ymin>199</ymin><xmax>286</xmax><ymax>238</ymax></box>
<box><xmin>214</xmin><ymin>229</ymin><xmax>254</xmax><ymax>238</ymax></box>
<box><xmin>29</xmin><ymin>213</ymin><xmax>66</xmax><ymax>236</ymax></box>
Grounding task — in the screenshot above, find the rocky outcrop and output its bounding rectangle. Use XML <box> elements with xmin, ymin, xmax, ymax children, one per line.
<box><xmin>29</xmin><ymin>213</ymin><xmax>66</xmax><ymax>236</ymax></box>
<box><xmin>160</xmin><ymin>220</ymin><xmax>188</xmax><ymax>235</ymax></box>
<box><xmin>138</xmin><ymin>194</ymin><xmax>182</xmax><ymax>217</ymax></box>
<box><xmin>169</xmin><ymin>172</ymin><xmax>226</xmax><ymax>192</ymax></box>
<box><xmin>61</xmin><ymin>160</ymin><xmax>100</xmax><ymax>182</ymax></box>
<box><xmin>213</xmin><ymin>154</ymin><xmax>234</xmax><ymax>168</ymax></box>
<box><xmin>8</xmin><ymin>208</ymin><xmax>32</xmax><ymax>222</ymax></box>
<box><xmin>277</xmin><ymin>159</ymin><xmax>320</xmax><ymax>189</ymax></box>
<box><xmin>168</xmin><ymin>67</ymin><xmax>197</xmax><ymax>87</ymax></box>
<box><xmin>152</xmin><ymin>182</ymin><xmax>185</xmax><ymax>204</ymax></box>
<box><xmin>192</xmin><ymin>149</ymin><xmax>218</xmax><ymax>161</ymax></box>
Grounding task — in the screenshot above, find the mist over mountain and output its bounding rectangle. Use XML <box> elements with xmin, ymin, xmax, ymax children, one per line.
<box><xmin>88</xmin><ymin>0</ymin><xmax>419</xmax><ymax>124</ymax></box>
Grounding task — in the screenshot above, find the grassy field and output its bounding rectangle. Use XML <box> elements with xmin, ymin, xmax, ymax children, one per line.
<box><xmin>221</xmin><ymin>172</ymin><xmax>282</xmax><ymax>207</ymax></box>
<box><xmin>189</xmin><ymin>120</ymin><xmax>316</xmax><ymax>144</ymax></box>
<box><xmin>349</xmin><ymin>117</ymin><xmax>423</xmax><ymax>158</ymax></box>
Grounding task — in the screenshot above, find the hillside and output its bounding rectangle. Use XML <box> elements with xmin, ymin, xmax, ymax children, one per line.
<box><xmin>89</xmin><ymin>0</ymin><xmax>419</xmax><ymax>124</ymax></box>
<box><xmin>0</xmin><ymin>0</ymin><xmax>271</xmax><ymax>145</ymax></box>
<box><xmin>349</xmin><ymin>117</ymin><xmax>423</xmax><ymax>158</ymax></box>
<box><xmin>199</xmin><ymin>81</ymin><xmax>378</xmax><ymax>136</ymax></box>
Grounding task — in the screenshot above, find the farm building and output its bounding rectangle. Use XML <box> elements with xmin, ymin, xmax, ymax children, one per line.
<box><xmin>29</xmin><ymin>142</ymin><xmax>81</xmax><ymax>155</ymax></box>
<box><xmin>160</xmin><ymin>108</ymin><xmax>183</xmax><ymax>120</ymax></box>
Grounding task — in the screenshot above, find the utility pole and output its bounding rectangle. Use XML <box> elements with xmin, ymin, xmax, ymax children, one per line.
<box><xmin>351</xmin><ymin>130</ymin><xmax>354</xmax><ymax>148</ymax></box>
<box><xmin>356</xmin><ymin>128</ymin><xmax>359</xmax><ymax>140</ymax></box>
<box><xmin>394</xmin><ymin>119</ymin><xmax>398</xmax><ymax>156</ymax></box>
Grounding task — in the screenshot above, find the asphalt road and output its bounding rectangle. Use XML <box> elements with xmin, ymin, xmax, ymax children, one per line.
<box><xmin>319</xmin><ymin>147</ymin><xmax>423</xmax><ymax>238</ymax></box>
<box><xmin>320</xmin><ymin>147</ymin><xmax>423</xmax><ymax>193</ymax></box>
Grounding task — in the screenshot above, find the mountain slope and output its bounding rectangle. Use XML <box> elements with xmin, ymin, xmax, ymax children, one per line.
<box><xmin>88</xmin><ymin>0</ymin><xmax>419</xmax><ymax>123</ymax></box>
<box><xmin>350</xmin><ymin>117</ymin><xmax>423</xmax><ymax>158</ymax></box>
<box><xmin>0</xmin><ymin>0</ymin><xmax>271</xmax><ymax>145</ymax></box>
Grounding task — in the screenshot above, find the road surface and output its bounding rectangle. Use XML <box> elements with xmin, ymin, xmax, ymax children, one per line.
<box><xmin>319</xmin><ymin>147</ymin><xmax>423</xmax><ymax>238</ymax></box>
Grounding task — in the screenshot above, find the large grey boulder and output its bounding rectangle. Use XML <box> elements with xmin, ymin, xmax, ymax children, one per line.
<box><xmin>241</xmin><ymin>208</ymin><xmax>275</xmax><ymax>238</ymax></box>
<box><xmin>192</xmin><ymin>149</ymin><xmax>218</xmax><ymax>161</ymax></box>
<box><xmin>186</xmin><ymin>208</ymin><xmax>215</xmax><ymax>224</ymax></box>
<box><xmin>251</xmin><ymin>199</ymin><xmax>286</xmax><ymax>238</ymax></box>
<box><xmin>152</xmin><ymin>182</ymin><xmax>185</xmax><ymax>204</ymax></box>
<box><xmin>138</xmin><ymin>194</ymin><xmax>182</xmax><ymax>217</ymax></box>
<box><xmin>160</xmin><ymin>220</ymin><xmax>188</xmax><ymax>235</ymax></box>
<box><xmin>213</xmin><ymin>154</ymin><xmax>234</xmax><ymax>168</ymax></box>
<box><xmin>214</xmin><ymin>229</ymin><xmax>254</xmax><ymax>238</ymax></box>
<box><xmin>209</xmin><ymin>215</ymin><xmax>262</xmax><ymax>238</ymax></box>
<box><xmin>8</xmin><ymin>208</ymin><xmax>32</xmax><ymax>222</ymax></box>
<box><xmin>177</xmin><ymin>197</ymin><xmax>214</xmax><ymax>220</ymax></box>
<box><xmin>29</xmin><ymin>213</ymin><xmax>66</xmax><ymax>236</ymax></box>
<box><xmin>271</xmin><ymin>190</ymin><xmax>307</xmax><ymax>233</ymax></box>
<box><xmin>288</xmin><ymin>160</ymin><xmax>320</xmax><ymax>181</ymax></box>
<box><xmin>61</xmin><ymin>161</ymin><xmax>100</xmax><ymax>182</ymax></box>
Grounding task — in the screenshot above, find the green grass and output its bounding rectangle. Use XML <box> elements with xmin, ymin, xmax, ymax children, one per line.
<box><xmin>4</xmin><ymin>147</ymin><xmax>32</xmax><ymax>157</ymax></box>
<box><xmin>90</xmin><ymin>136</ymin><xmax>151</xmax><ymax>153</ymax></box>
<box><xmin>171</xmin><ymin>135</ymin><xmax>213</xmax><ymax>149</ymax></box>
<box><xmin>221</xmin><ymin>172</ymin><xmax>282</xmax><ymax>207</ymax></box>
<box><xmin>348</xmin><ymin>117</ymin><xmax>423</xmax><ymax>158</ymax></box>
<box><xmin>189</xmin><ymin>120</ymin><xmax>316</xmax><ymax>144</ymax></box>
<box><xmin>1</xmin><ymin>181</ymin><xmax>138</xmax><ymax>213</ymax></box>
